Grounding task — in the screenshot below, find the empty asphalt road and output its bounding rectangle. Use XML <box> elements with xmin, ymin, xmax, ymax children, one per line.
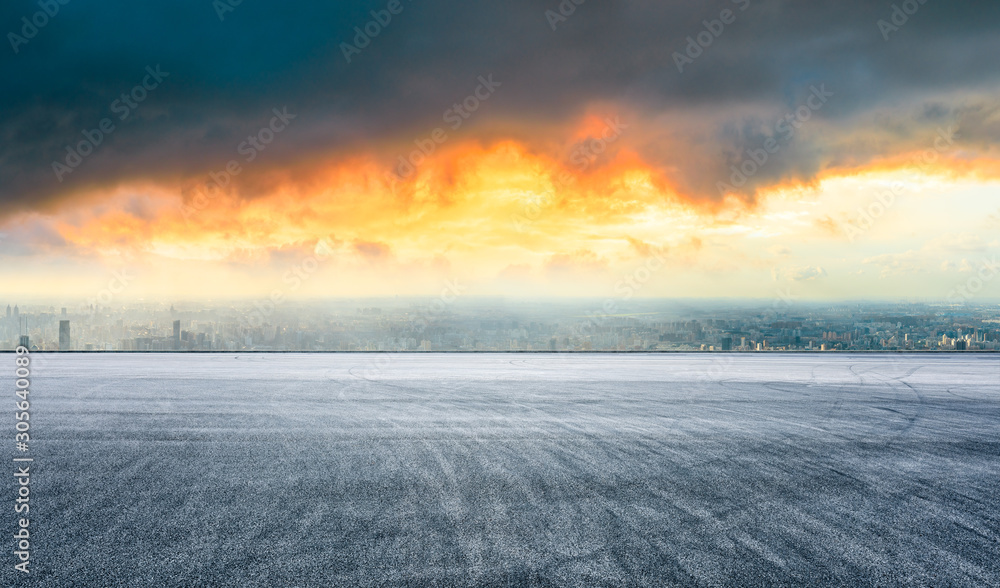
<box><xmin>5</xmin><ymin>353</ymin><xmax>999</xmax><ymax>586</ymax></box>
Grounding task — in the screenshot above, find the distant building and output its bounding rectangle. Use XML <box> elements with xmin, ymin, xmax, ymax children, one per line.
<box><xmin>721</xmin><ymin>337</ymin><xmax>733</xmax><ymax>351</ymax></box>
<box><xmin>173</xmin><ymin>320</ymin><xmax>181</xmax><ymax>350</ymax></box>
<box><xmin>18</xmin><ymin>335</ymin><xmax>29</xmax><ymax>349</ymax></box>
<box><xmin>61</xmin><ymin>307</ymin><xmax>67</xmax><ymax>316</ymax></box>
<box><xmin>59</xmin><ymin>320</ymin><xmax>71</xmax><ymax>351</ymax></box>
<box><xmin>955</xmin><ymin>340</ymin><xmax>967</xmax><ymax>351</ymax></box>
<box><xmin>5</xmin><ymin>304</ymin><xmax>9</xmax><ymax>319</ymax></box>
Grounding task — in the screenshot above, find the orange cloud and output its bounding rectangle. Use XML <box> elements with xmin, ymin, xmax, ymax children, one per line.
<box><xmin>0</xmin><ymin>106</ymin><xmax>996</xmax><ymax>301</ymax></box>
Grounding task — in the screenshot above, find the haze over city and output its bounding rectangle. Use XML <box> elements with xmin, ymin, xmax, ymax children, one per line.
<box><xmin>4</xmin><ymin>299</ymin><xmax>999</xmax><ymax>353</ymax></box>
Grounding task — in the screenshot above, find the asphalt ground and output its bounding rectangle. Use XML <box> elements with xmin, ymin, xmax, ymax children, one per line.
<box><xmin>4</xmin><ymin>353</ymin><xmax>999</xmax><ymax>586</ymax></box>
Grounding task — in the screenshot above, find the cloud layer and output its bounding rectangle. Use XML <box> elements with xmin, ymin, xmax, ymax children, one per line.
<box><xmin>2</xmin><ymin>0</ymin><xmax>999</xmax><ymax>213</ymax></box>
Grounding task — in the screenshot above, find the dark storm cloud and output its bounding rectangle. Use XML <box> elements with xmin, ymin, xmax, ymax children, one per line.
<box><xmin>1</xmin><ymin>0</ymin><xmax>998</xmax><ymax>213</ymax></box>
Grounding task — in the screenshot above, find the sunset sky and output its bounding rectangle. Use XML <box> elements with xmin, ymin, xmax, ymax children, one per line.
<box><xmin>2</xmin><ymin>0</ymin><xmax>999</xmax><ymax>301</ymax></box>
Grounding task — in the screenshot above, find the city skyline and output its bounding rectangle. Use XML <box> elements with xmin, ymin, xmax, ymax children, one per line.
<box><xmin>4</xmin><ymin>298</ymin><xmax>998</xmax><ymax>353</ymax></box>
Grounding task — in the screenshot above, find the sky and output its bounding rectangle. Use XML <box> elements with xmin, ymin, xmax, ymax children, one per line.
<box><xmin>1</xmin><ymin>0</ymin><xmax>999</xmax><ymax>302</ymax></box>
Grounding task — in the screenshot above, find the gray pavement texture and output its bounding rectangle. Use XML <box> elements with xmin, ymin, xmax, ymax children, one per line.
<box><xmin>4</xmin><ymin>353</ymin><xmax>1000</xmax><ymax>587</ymax></box>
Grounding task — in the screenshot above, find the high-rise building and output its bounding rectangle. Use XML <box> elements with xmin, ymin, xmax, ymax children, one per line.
<box><xmin>13</xmin><ymin>305</ymin><xmax>19</xmax><ymax>322</ymax></box>
<box><xmin>721</xmin><ymin>337</ymin><xmax>733</xmax><ymax>351</ymax></box>
<box><xmin>18</xmin><ymin>335</ymin><xmax>29</xmax><ymax>349</ymax></box>
<box><xmin>61</xmin><ymin>307</ymin><xmax>67</xmax><ymax>316</ymax></box>
<box><xmin>5</xmin><ymin>304</ymin><xmax>9</xmax><ymax>319</ymax></box>
<box><xmin>59</xmin><ymin>320</ymin><xmax>71</xmax><ymax>351</ymax></box>
<box><xmin>173</xmin><ymin>320</ymin><xmax>181</xmax><ymax>350</ymax></box>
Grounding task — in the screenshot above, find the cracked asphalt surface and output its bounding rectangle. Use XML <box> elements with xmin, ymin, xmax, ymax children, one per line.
<box><xmin>6</xmin><ymin>353</ymin><xmax>999</xmax><ymax>586</ymax></box>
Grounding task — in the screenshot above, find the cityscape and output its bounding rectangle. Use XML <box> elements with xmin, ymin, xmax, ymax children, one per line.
<box><xmin>5</xmin><ymin>299</ymin><xmax>999</xmax><ymax>353</ymax></box>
